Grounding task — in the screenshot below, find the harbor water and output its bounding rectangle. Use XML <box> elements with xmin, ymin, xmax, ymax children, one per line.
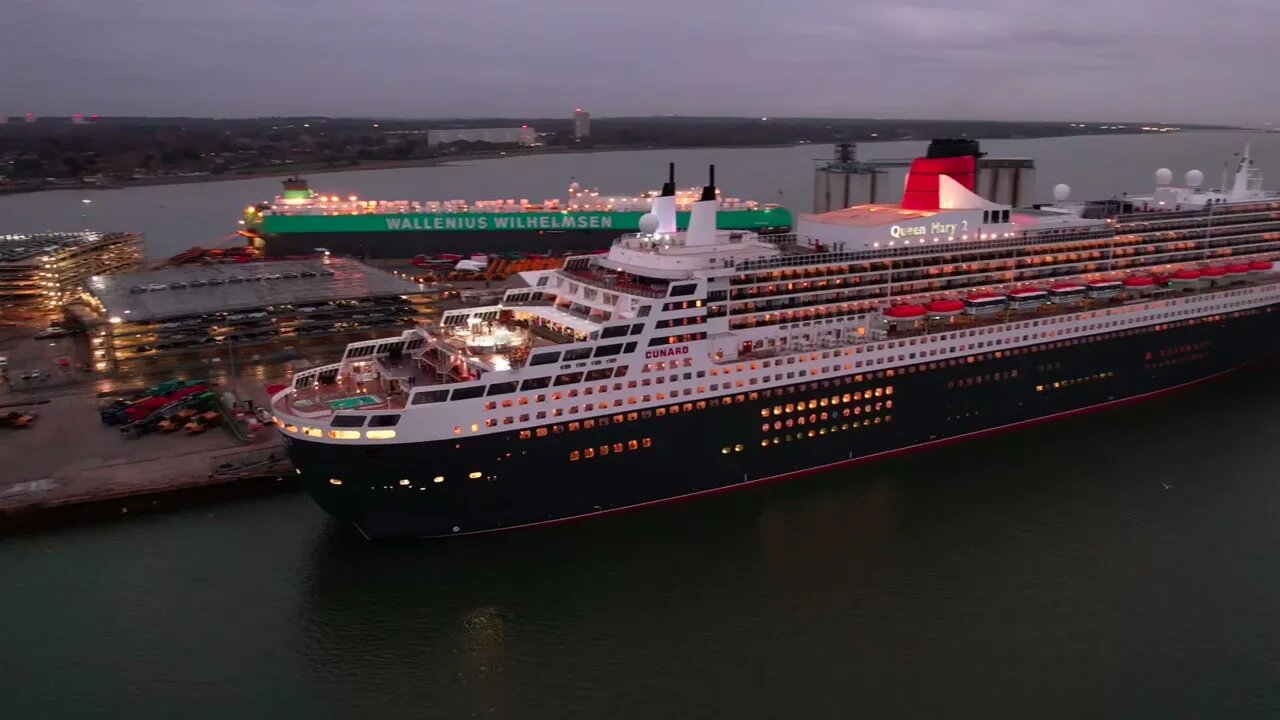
<box><xmin>2</xmin><ymin>133</ymin><xmax>1280</xmax><ymax>718</ymax></box>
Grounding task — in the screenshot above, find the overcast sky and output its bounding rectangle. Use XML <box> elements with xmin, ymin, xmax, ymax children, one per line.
<box><xmin>3</xmin><ymin>0</ymin><xmax>1277</xmax><ymax>124</ymax></box>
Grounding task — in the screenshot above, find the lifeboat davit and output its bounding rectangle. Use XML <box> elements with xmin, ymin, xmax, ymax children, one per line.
<box><xmin>1201</xmin><ymin>266</ymin><xmax>1228</xmax><ymax>278</ymax></box>
<box><xmin>1249</xmin><ymin>260</ymin><xmax>1273</xmax><ymax>272</ymax></box>
<box><xmin>1226</xmin><ymin>263</ymin><xmax>1251</xmax><ymax>275</ymax></box>
<box><xmin>926</xmin><ymin>299</ymin><xmax>966</xmax><ymax>316</ymax></box>
<box><xmin>1124</xmin><ymin>275</ymin><xmax>1156</xmax><ymax>288</ymax></box>
<box><xmin>883</xmin><ymin>304</ymin><xmax>928</xmax><ymax>320</ymax></box>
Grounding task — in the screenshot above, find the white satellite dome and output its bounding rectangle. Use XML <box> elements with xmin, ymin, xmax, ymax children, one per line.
<box><xmin>1185</xmin><ymin>169</ymin><xmax>1204</xmax><ymax>188</ymax></box>
<box><xmin>637</xmin><ymin>212</ymin><xmax>660</xmax><ymax>235</ymax></box>
<box><xmin>1053</xmin><ymin>183</ymin><xmax>1071</xmax><ymax>202</ymax></box>
<box><xmin>1155</xmin><ymin>168</ymin><xmax>1173</xmax><ymax>185</ymax></box>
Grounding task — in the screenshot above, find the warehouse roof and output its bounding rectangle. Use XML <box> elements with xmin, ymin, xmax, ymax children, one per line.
<box><xmin>0</xmin><ymin>231</ymin><xmax>140</xmax><ymax>265</ymax></box>
<box><xmin>85</xmin><ymin>257</ymin><xmax>428</xmax><ymax>323</ymax></box>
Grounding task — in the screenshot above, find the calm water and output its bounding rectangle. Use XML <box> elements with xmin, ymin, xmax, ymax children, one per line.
<box><xmin>3</xmin><ymin>134</ymin><xmax>1280</xmax><ymax>718</ymax></box>
<box><xmin>3</xmin><ymin>131</ymin><xmax>1279</xmax><ymax>260</ymax></box>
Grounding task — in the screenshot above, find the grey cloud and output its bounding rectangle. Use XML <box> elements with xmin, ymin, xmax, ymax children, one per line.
<box><xmin>1</xmin><ymin>0</ymin><xmax>1278</xmax><ymax>123</ymax></box>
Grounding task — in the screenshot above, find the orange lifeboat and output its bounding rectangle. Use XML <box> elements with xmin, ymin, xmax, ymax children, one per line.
<box><xmin>926</xmin><ymin>299</ymin><xmax>965</xmax><ymax>316</ymax></box>
<box><xmin>883</xmin><ymin>304</ymin><xmax>928</xmax><ymax>320</ymax></box>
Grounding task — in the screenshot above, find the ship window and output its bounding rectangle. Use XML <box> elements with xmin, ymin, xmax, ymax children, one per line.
<box><xmin>366</xmin><ymin>430</ymin><xmax>396</xmax><ymax>439</ymax></box>
<box><xmin>411</xmin><ymin>390</ymin><xmax>449</xmax><ymax>405</ymax></box>
<box><xmin>487</xmin><ymin>381</ymin><xmax>519</xmax><ymax>396</ymax></box>
<box><xmin>670</xmin><ymin>283</ymin><xmax>697</xmax><ymax>297</ymax></box>
<box><xmin>623</xmin><ymin>342</ymin><xmax>637</xmax><ymax>354</ymax></box>
<box><xmin>569</xmin><ymin>451</ymin><xmax>581</xmax><ymax>461</ymax></box>
<box><xmin>328</xmin><ymin>430</ymin><xmax>361</xmax><ymax>440</ymax></box>
<box><xmin>450</xmin><ymin>386</ymin><xmax>485</xmax><ymax>401</ymax></box>
<box><xmin>630</xmin><ymin>324</ymin><xmax>645</xmax><ymax>335</ymax></box>
<box><xmin>594</xmin><ymin>343</ymin><xmax>623</xmax><ymax>357</ymax></box>
<box><xmin>520</xmin><ymin>377</ymin><xmax>552</xmax><ymax>391</ymax></box>
<box><xmin>529</xmin><ymin>352</ymin><xmax>560</xmax><ymax>366</ymax></box>
<box><xmin>468</xmin><ymin>471</ymin><xmax>483</xmax><ymax>479</ymax></box>
<box><xmin>331</xmin><ymin>415</ymin><xmax>365</xmax><ymax>427</ymax></box>
<box><xmin>564</xmin><ymin>348</ymin><xmax>593</xmax><ymax>361</ymax></box>
<box><xmin>554</xmin><ymin>372</ymin><xmax>584</xmax><ymax>386</ymax></box>
<box><xmin>370</xmin><ymin>415</ymin><xmax>400</xmax><ymax>427</ymax></box>
<box><xmin>613</xmin><ymin>443</ymin><xmax>624</xmax><ymax>453</ymax></box>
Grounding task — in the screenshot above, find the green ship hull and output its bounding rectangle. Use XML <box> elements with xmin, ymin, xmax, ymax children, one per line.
<box><xmin>259</xmin><ymin>208</ymin><xmax>791</xmax><ymax>235</ymax></box>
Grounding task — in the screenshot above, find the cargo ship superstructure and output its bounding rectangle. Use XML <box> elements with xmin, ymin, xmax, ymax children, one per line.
<box><xmin>271</xmin><ymin>141</ymin><xmax>1280</xmax><ymax>539</ymax></box>
<box><xmin>243</xmin><ymin>173</ymin><xmax>791</xmax><ymax>259</ymax></box>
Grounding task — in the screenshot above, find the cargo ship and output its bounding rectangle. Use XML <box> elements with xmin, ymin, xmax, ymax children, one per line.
<box><xmin>242</xmin><ymin>172</ymin><xmax>792</xmax><ymax>259</ymax></box>
<box><xmin>271</xmin><ymin>140</ymin><xmax>1280</xmax><ymax>539</ymax></box>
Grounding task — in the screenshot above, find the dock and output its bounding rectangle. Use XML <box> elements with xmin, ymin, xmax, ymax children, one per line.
<box><xmin>0</xmin><ymin>379</ymin><xmax>296</xmax><ymax>534</ymax></box>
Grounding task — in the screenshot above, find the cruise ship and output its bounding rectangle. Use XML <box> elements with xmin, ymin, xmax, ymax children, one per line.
<box><xmin>271</xmin><ymin>140</ymin><xmax>1280</xmax><ymax>539</ymax></box>
<box><xmin>242</xmin><ymin>175</ymin><xmax>791</xmax><ymax>259</ymax></box>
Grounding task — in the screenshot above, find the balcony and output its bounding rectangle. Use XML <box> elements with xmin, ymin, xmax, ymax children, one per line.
<box><xmin>562</xmin><ymin>268</ymin><xmax>668</xmax><ymax>298</ymax></box>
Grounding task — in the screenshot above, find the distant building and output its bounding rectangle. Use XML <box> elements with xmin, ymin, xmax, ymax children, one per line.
<box><xmin>574</xmin><ymin>108</ymin><xmax>591</xmax><ymax>139</ymax></box>
<box><xmin>0</xmin><ymin>231</ymin><xmax>144</xmax><ymax>310</ymax></box>
<box><xmin>419</xmin><ymin>127</ymin><xmax>536</xmax><ymax>147</ymax></box>
<box><xmin>80</xmin><ymin>257</ymin><xmax>436</xmax><ymax>374</ymax></box>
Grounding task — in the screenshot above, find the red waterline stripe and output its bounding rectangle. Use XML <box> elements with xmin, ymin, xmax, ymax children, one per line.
<box><xmin>365</xmin><ymin>362</ymin><xmax>1254</xmax><ymax>540</ymax></box>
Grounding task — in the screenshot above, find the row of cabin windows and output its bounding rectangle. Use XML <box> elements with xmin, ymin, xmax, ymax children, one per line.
<box><xmin>648</xmin><ymin>331</ymin><xmax>707</xmax><ymax>347</ymax></box>
<box><xmin>662</xmin><ymin>299</ymin><xmax>705</xmax><ymax>311</ymax></box>
<box><xmin>761</xmin><ymin>403</ymin><xmax>891</xmax><ymax>432</ymax></box>
<box><xmin>329</xmin><ymin>414</ymin><xmax>401</xmax><ymax>428</ymax></box>
<box><xmin>530</xmin><ymin>339</ymin><xmax>638</xmax><ymax>365</ymax></box>
<box><xmin>599</xmin><ymin>323</ymin><xmax>647</xmax><ymax>340</ymax></box>
<box><xmin>983</xmin><ymin>210</ymin><xmax>1011</xmax><ymax>224</ymax></box>
<box><xmin>761</xmin><ymin>417</ymin><xmax>894</xmax><ymax>447</ymax></box>
<box><xmin>474</xmin><ymin>295</ymin><xmax>1242</xmax><ymax>441</ymax></box>
<box><xmin>412</xmin><ymin>364</ymin><xmax>634</xmax><ymax>405</ymax></box>
<box><xmin>729</xmin><ymin>226</ymin><xmax>1271</xmax><ymax>288</ymax></box>
<box><xmin>725</xmin><ymin>240</ymin><xmax>1280</xmax><ymax>305</ymax></box>
<box><xmin>1153</xmin><ymin>341</ymin><xmax>1212</xmax><ymax>357</ymax></box>
<box><xmin>1036</xmin><ymin>372</ymin><xmax>1116</xmax><ymax>392</ymax></box>
<box><xmin>946</xmin><ymin>370</ymin><xmax>1018</xmax><ymax>389</ymax></box>
<box><xmin>655</xmin><ymin>315</ymin><xmax>707</xmax><ymax>329</ymax></box>
<box><xmin>504</xmin><ymin>374</ymin><xmax>902</xmax><ymax>439</ymax></box>
<box><xmin>569</xmin><ymin>438</ymin><xmax>653</xmax><ymax>460</ymax></box>
<box><xmin>1145</xmin><ymin>352</ymin><xmax>1210</xmax><ymax>369</ymax></box>
<box><xmin>759</xmin><ymin>388</ymin><xmax>891</xmax><ymax>417</ymax></box>
<box><xmin>437</xmin><ymin>300</ymin><xmax>1270</xmax><ymax>432</ymax></box>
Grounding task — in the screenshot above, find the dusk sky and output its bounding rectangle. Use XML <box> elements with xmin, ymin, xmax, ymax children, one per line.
<box><xmin>4</xmin><ymin>0</ymin><xmax>1278</xmax><ymax>124</ymax></box>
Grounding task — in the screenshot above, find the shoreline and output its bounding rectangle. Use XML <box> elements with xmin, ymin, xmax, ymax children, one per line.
<box><xmin>0</xmin><ymin>129</ymin><xmax>1236</xmax><ymax>195</ymax></box>
<box><xmin>0</xmin><ymin>144</ymin><xmax>796</xmax><ymax>195</ymax></box>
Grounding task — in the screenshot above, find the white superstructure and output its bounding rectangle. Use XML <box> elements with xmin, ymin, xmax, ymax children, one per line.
<box><xmin>271</xmin><ymin>152</ymin><xmax>1280</xmax><ymax>447</ymax></box>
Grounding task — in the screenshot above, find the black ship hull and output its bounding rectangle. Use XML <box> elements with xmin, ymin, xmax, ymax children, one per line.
<box><xmin>290</xmin><ymin>306</ymin><xmax>1279</xmax><ymax>539</ymax></box>
<box><xmin>262</xmin><ymin>229</ymin><xmax>634</xmax><ymax>260</ymax></box>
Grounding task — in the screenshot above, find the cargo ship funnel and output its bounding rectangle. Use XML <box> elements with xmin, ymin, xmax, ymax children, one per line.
<box><xmin>652</xmin><ymin>163</ymin><xmax>678</xmax><ymax>234</ymax></box>
<box><xmin>686</xmin><ymin>165</ymin><xmax>718</xmax><ymax>247</ymax></box>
